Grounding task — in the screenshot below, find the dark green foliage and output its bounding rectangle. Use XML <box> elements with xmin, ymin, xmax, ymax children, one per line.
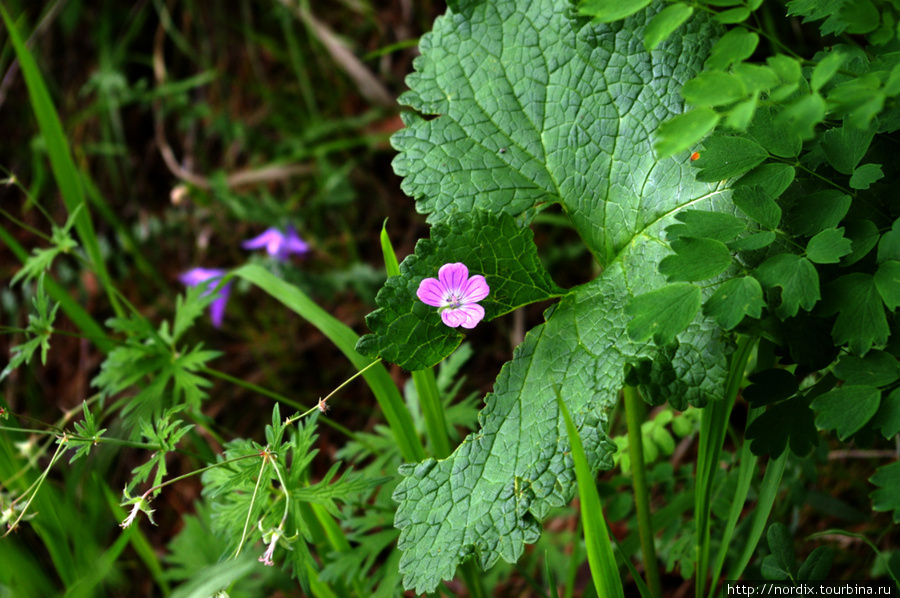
<box><xmin>806</xmin><ymin>228</ymin><xmax>852</xmax><ymax>264</ymax></box>
<box><xmin>786</xmin><ymin>191</ymin><xmax>851</xmax><ymax>237</ymax></box>
<box><xmin>625</xmin><ymin>284</ymin><xmax>702</xmax><ymax>344</ymax></box>
<box><xmin>702</xmin><ymin>276</ymin><xmax>765</xmax><ymax>329</ymax></box>
<box><xmin>747</xmin><ymin>395</ymin><xmax>818</xmax><ymax>457</ymax></box>
<box><xmin>762</xmin><ymin>523</ymin><xmax>834</xmax><ymax>581</ymax></box>
<box><xmin>762</xmin><ymin>523</ymin><xmax>795</xmax><ymax>580</ymax></box>
<box><xmin>812</xmin><ymin>385</ymin><xmax>881</xmax><ymax>440</ymax></box>
<box><xmin>870</xmin><ymin>461</ymin><xmax>900</xmax><ymax>522</ymax></box>
<box><xmin>743</xmin><ymin>369</ymin><xmax>799</xmax><ymax>407</ymax></box>
<box><xmin>753</xmin><ymin>254</ymin><xmax>820</xmax><ymax>319</ymax></box>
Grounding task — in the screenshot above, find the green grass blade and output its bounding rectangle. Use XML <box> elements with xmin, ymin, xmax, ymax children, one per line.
<box><xmin>611</xmin><ymin>537</ymin><xmax>654</xmax><ymax>598</ymax></box>
<box><xmin>0</xmin><ymin>537</ymin><xmax>57</xmax><ymax>596</ymax></box>
<box><xmin>557</xmin><ymin>394</ymin><xmax>624</xmax><ymax>598</ymax></box>
<box><xmin>230</xmin><ymin>264</ymin><xmax>426</xmax><ymax>463</ymax></box>
<box><xmin>707</xmin><ymin>407</ymin><xmax>760</xmax><ymax>597</ymax></box>
<box><xmin>726</xmin><ymin>449</ymin><xmax>788</xmax><ymax>580</ymax></box>
<box><xmin>0</xmin><ymin>6</ymin><xmax>122</xmax><ymax>317</ymax></box>
<box><xmin>380</xmin><ymin>220</ymin><xmax>401</xmax><ymax>277</ymax></box>
<box><xmin>411</xmin><ymin>368</ymin><xmax>451</xmax><ymax>458</ymax></box>
<box><xmin>166</xmin><ymin>558</ymin><xmax>256</xmax><ymax>598</ymax></box>
<box><xmin>708</xmin><ymin>339</ymin><xmax>775</xmax><ymax>597</ymax></box>
<box><xmin>64</xmin><ymin>517</ymin><xmax>133</xmax><ymax>598</ymax></box>
<box><xmin>0</xmin><ymin>222</ymin><xmax>114</xmax><ymax>354</ymax></box>
<box><xmin>695</xmin><ymin>335</ymin><xmax>755</xmax><ymax>598</ymax></box>
<box><xmin>381</xmin><ymin>221</ymin><xmax>451</xmax><ymax>458</ymax></box>
<box><xmin>307</xmin><ymin>561</ymin><xmax>341</xmax><ymax>598</ymax></box>
<box><xmin>622</xmin><ymin>385</ymin><xmax>660</xmax><ymax>597</ymax></box>
<box><xmin>545</xmin><ymin>552</ymin><xmax>561</xmax><ymax>598</ymax></box>
<box><xmin>309</xmin><ymin>503</ymin><xmax>368</xmax><ymax>597</ymax></box>
<box><xmin>619</xmin><ymin>490</ymin><xmax>694</xmax><ymax>557</ymax></box>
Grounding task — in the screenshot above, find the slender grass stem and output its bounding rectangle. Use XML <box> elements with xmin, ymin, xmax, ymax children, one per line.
<box><xmin>695</xmin><ymin>335</ymin><xmax>756</xmax><ymax>598</ymax></box>
<box><xmin>623</xmin><ymin>385</ymin><xmax>661</xmax><ymax>598</ymax></box>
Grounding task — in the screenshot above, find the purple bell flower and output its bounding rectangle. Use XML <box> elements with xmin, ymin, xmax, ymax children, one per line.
<box><xmin>242</xmin><ymin>226</ymin><xmax>309</xmax><ymax>261</ymax></box>
<box><xmin>178</xmin><ymin>267</ymin><xmax>231</xmax><ymax>328</ymax></box>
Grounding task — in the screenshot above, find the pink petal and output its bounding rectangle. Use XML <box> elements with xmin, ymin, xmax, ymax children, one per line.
<box><xmin>282</xmin><ymin>227</ymin><xmax>309</xmax><ymax>256</ymax></box>
<box><xmin>460</xmin><ymin>275</ymin><xmax>489</xmax><ymax>303</ymax></box>
<box><xmin>208</xmin><ymin>284</ymin><xmax>232</xmax><ymax>328</ymax></box>
<box><xmin>440</xmin><ymin>304</ymin><xmax>485</xmax><ymax>328</ymax></box>
<box><xmin>242</xmin><ymin>228</ymin><xmax>283</xmax><ymax>252</ymax></box>
<box><xmin>179</xmin><ymin>267</ymin><xmax>225</xmax><ymax>287</ymax></box>
<box><xmin>438</xmin><ymin>263</ymin><xmax>469</xmax><ymax>294</ymax></box>
<box><xmin>440</xmin><ymin>308</ymin><xmax>468</xmax><ymax>328</ymax></box>
<box><xmin>417</xmin><ymin>277</ymin><xmax>447</xmax><ymax>307</ymax></box>
<box><xmin>455</xmin><ymin>303</ymin><xmax>485</xmax><ymax>329</ymax></box>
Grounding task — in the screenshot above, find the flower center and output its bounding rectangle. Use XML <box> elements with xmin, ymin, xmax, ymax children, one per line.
<box><xmin>445</xmin><ymin>292</ymin><xmax>462</xmax><ymax>309</ymax></box>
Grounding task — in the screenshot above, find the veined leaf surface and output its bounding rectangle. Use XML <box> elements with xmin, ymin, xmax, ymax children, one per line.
<box><xmin>368</xmin><ymin>1</ymin><xmax>733</xmax><ymax>592</ymax></box>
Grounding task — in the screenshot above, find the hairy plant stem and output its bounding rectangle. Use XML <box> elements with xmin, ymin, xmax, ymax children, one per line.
<box><xmin>460</xmin><ymin>561</ymin><xmax>488</xmax><ymax>598</ymax></box>
<box><xmin>623</xmin><ymin>385</ymin><xmax>661</xmax><ymax>598</ymax></box>
<box><xmin>235</xmin><ymin>451</ymin><xmax>272</xmax><ymax>559</ymax></box>
<box><xmin>695</xmin><ymin>335</ymin><xmax>756</xmax><ymax>598</ymax></box>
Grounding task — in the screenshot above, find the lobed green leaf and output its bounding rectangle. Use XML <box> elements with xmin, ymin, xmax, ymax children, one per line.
<box><xmin>643</xmin><ymin>4</ymin><xmax>693</xmax><ymax>51</ymax></box>
<box><xmin>753</xmin><ymin>254</ymin><xmax>820</xmax><ymax>319</ymax></box>
<box><xmin>659</xmin><ymin>237</ymin><xmax>733</xmax><ymax>282</ymax></box>
<box><xmin>812</xmin><ymin>385</ymin><xmax>881</xmax><ymax>440</ymax></box>
<box><xmin>693</xmin><ymin>135</ymin><xmax>768</xmax><ymax>182</ymax></box>
<box><xmin>702</xmin><ymin>276</ymin><xmax>765</xmax><ymax>330</ymax></box>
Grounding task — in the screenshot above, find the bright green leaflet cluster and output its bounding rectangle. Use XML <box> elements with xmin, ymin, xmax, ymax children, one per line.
<box><xmin>359</xmin><ymin>1</ymin><xmax>739</xmax><ymax>592</ymax></box>
<box><xmin>201</xmin><ymin>407</ymin><xmax>384</xmax><ymax>593</ymax></box>
<box><xmin>584</xmin><ymin>0</ymin><xmax>900</xmax><ymax>526</ymax></box>
<box><xmin>91</xmin><ymin>284</ymin><xmax>222</xmax><ymax>427</ymax></box>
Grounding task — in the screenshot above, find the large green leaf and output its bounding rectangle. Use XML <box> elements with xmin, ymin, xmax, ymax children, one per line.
<box><xmin>381</xmin><ymin>1</ymin><xmax>730</xmax><ymax>592</ymax></box>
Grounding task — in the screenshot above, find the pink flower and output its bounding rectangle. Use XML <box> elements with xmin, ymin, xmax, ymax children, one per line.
<box><xmin>416</xmin><ymin>262</ymin><xmax>490</xmax><ymax>329</ymax></box>
<box><xmin>258</xmin><ymin>537</ymin><xmax>277</xmax><ymax>566</ymax></box>
<box><xmin>242</xmin><ymin>226</ymin><xmax>309</xmax><ymax>260</ymax></box>
<box><xmin>257</xmin><ymin>524</ymin><xmax>295</xmax><ymax>566</ymax></box>
<box><xmin>178</xmin><ymin>268</ymin><xmax>231</xmax><ymax>328</ymax></box>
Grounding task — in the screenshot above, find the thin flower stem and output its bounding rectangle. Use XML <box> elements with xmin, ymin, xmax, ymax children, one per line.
<box><xmin>140</xmin><ymin>453</ymin><xmax>260</xmax><ymax>502</ymax></box>
<box><xmin>0</xmin><ymin>426</ymin><xmax>159</xmax><ymax>449</ymax></box>
<box><xmin>3</xmin><ymin>435</ymin><xmax>68</xmax><ymax>536</ymax></box>
<box><xmin>0</xmin><ymin>397</ymin><xmax>104</xmax><ymax>485</ymax></box>
<box><xmin>0</xmin><ymin>326</ymin><xmax>29</xmax><ymax>334</ymax></box>
<box><xmin>285</xmin><ymin>358</ymin><xmax>383</xmax><ymax>425</ymax></box>
<box><xmin>0</xmin><ymin>165</ymin><xmax>57</xmax><ymax>228</ymax></box>
<box><xmin>201</xmin><ymin>366</ymin><xmax>376</xmax><ymax>451</ymax></box>
<box><xmin>235</xmin><ymin>450</ymin><xmax>271</xmax><ymax>558</ymax></box>
<box><xmin>271</xmin><ymin>461</ymin><xmax>291</xmax><ymax>528</ymax></box>
<box><xmin>0</xmin><ymin>207</ymin><xmax>52</xmax><ymax>242</ymax></box>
